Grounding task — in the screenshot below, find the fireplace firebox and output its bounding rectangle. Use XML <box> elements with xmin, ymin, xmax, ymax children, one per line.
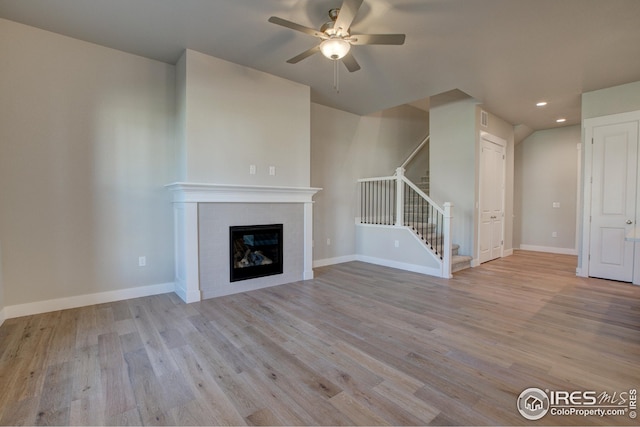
<box><xmin>230</xmin><ymin>224</ymin><xmax>283</xmax><ymax>282</ymax></box>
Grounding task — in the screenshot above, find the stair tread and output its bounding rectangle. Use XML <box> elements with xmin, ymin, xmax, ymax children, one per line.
<box><xmin>451</xmin><ymin>254</ymin><xmax>472</xmax><ymax>273</ymax></box>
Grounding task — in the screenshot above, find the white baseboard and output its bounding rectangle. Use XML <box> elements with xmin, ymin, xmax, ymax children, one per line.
<box><xmin>0</xmin><ymin>307</ymin><xmax>5</xmax><ymax>327</ymax></box>
<box><xmin>4</xmin><ymin>282</ymin><xmax>175</xmax><ymax>320</ymax></box>
<box><xmin>313</xmin><ymin>255</ymin><xmax>358</xmax><ymax>268</ymax></box>
<box><xmin>503</xmin><ymin>248</ymin><xmax>514</xmax><ymax>257</ymax></box>
<box><xmin>519</xmin><ymin>245</ymin><xmax>578</xmax><ymax>256</ymax></box>
<box><xmin>356</xmin><ymin>254</ymin><xmax>443</xmax><ymax>278</ymax></box>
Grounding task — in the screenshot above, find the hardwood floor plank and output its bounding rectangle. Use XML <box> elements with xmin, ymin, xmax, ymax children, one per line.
<box><xmin>122</xmin><ymin>348</ymin><xmax>177</xmax><ymax>426</ymax></box>
<box><xmin>127</xmin><ymin>300</ymin><xmax>179</xmax><ymax>378</ymax></box>
<box><xmin>97</xmin><ymin>332</ymin><xmax>136</xmax><ymax>419</ymax></box>
<box><xmin>168</xmin><ymin>345</ymin><xmax>247</xmax><ymax>426</ymax></box>
<box><xmin>35</xmin><ymin>361</ymin><xmax>73</xmax><ymax>426</ymax></box>
<box><xmin>328</xmin><ymin>391</ymin><xmax>389</xmax><ymax>426</ymax></box>
<box><xmin>0</xmin><ymin>396</ymin><xmax>39</xmax><ymax>426</ymax></box>
<box><xmin>70</xmin><ymin>344</ymin><xmax>101</xmax><ymax>402</ymax></box>
<box><xmin>69</xmin><ymin>395</ymin><xmax>105</xmax><ymax>426</ymax></box>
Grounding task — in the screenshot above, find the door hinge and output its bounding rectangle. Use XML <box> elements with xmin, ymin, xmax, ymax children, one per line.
<box><xmin>502</xmin><ymin>154</ymin><xmax>505</xmax><ymax>159</ymax></box>
<box><xmin>591</xmin><ymin>138</ymin><xmax>594</xmax><ymax>144</ymax></box>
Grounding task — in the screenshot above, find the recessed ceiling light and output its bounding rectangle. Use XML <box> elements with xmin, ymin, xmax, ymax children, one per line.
<box><xmin>536</xmin><ymin>101</ymin><xmax>548</xmax><ymax>107</ymax></box>
<box><xmin>556</xmin><ymin>118</ymin><xmax>566</xmax><ymax>123</ymax></box>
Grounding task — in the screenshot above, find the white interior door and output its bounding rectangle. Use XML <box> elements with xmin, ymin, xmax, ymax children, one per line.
<box><xmin>479</xmin><ymin>134</ymin><xmax>505</xmax><ymax>264</ymax></box>
<box><xmin>588</xmin><ymin>121</ymin><xmax>638</xmax><ymax>282</ymax></box>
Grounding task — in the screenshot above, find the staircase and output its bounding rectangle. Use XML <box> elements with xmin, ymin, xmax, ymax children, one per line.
<box><xmin>357</xmin><ymin>135</ymin><xmax>473</xmax><ymax>278</ymax></box>
<box><xmin>403</xmin><ymin>192</ymin><xmax>472</xmax><ymax>274</ymax></box>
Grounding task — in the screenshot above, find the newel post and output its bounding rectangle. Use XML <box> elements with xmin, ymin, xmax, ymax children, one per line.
<box><xmin>395</xmin><ymin>167</ymin><xmax>405</xmax><ymax>226</ymax></box>
<box><xmin>443</xmin><ymin>202</ymin><xmax>453</xmax><ymax>279</ymax></box>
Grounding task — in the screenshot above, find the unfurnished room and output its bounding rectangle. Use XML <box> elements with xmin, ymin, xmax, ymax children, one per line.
<box><xmin>0</xmin><ymin>0</ymin><xmax>639</xmax><ymax>425</ymax></box>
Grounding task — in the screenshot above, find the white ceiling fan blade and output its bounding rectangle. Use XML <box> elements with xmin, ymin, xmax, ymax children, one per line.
<box><xmin>349</xmin><ymin>33</ymin><xmax>406</xmax><ymax>45</ymax></box>
<box><xmin>286</xmin><ymin>45</ymin><xmax>321</xmax><ymax>64</ymax></box>
<box><xmin>341</xmin><ymin>52</ymin><xmax>361</xmax><ymax>72</ymax></box>
<box><xmin>334</xmin><ymin>0</ymin><xmax>364</xmax><ymax>34</ymax></box>
<box><xmin>268</xmin><ymin>16</ymin><xmax>324</xmax><ymax>38</ymax></box>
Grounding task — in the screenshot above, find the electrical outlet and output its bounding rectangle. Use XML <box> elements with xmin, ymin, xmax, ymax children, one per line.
<box><xmin>249</xmin><ymin>164</ymin><xmax>256</xmax><ymax>175</ymax></box>
<box><xmin>138</xmin><ymin>256</ymin><xmax>146</xmax><ymax>267</ymax></box>
<box><xmin>552</xmin><ymin>232</ymin><xmax>558</xmax><ymax>238</ymax></box>
<box><xmin>269</xmin><ymin>166</ymin><xmax>276</xmax><ymax>176</ymax></box>
<box><xmin>553</xmin><ymin>202</ymin><xmax>560</xmax><ymax>208</ymax></box>
<box><xmin>394</xmin><ymin>240</ymin><xmax>400</xmax><ymax>248</ymax></box>
<box><xmin>327</xmin><ymin>238</ymin><xmax>331</xmax><ymax>246</ymax></box>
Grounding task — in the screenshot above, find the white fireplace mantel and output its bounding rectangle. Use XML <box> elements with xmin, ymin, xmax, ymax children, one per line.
<box><xmin>166</xmin><ymin>182</ymin><xmax>321</xmax><ymax>204</ymax></box>
<box><xmin>166</xmin><ymin>182</ymin><xmax>321</xmax><ymax>303</ymax></box>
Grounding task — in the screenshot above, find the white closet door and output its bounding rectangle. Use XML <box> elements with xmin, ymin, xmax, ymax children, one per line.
<box><xmin>588</xmin><ymin>121</ymin><xmax>638</xmax><ymax>282</ymax></box>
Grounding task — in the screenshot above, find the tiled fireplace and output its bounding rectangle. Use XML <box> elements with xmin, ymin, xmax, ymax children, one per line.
<box><xmin>166</xmin><ymin>183</ymin><xmax>320</xmax><ymax>302</ymax></box>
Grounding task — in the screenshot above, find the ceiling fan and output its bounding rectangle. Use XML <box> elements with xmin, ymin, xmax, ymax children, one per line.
<box><xmin>268</xmin><ymin>0</ymin><xmax>406</xmax><ymax>73</ymax></box>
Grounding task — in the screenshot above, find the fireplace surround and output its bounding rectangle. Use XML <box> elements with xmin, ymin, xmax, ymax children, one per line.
<box><xmin>166</xmin><ymin>183</ymin><xmax>320</xmax><ymax>302</ymax></box>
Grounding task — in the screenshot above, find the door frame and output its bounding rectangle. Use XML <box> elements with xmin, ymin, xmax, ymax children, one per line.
<box><xmin>580</xmin><ymin>110</ymin><xmax>640</xmax><ymax>283</ymax></box>
<box><xmin>477</xmin><ymin>131</ymin><xmax>507</xmax><ymax>264</ymax></box>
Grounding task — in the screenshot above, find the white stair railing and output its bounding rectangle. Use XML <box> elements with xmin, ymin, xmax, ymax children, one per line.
<box><xmin>401</xmin><ymin>134</ymin><xmax>430</xmax><ymax>170</ymax></box>
<box><xmin>358</xmin><ymin>167</ymin><xmax>452</xmax><ymax>278</ymax></box>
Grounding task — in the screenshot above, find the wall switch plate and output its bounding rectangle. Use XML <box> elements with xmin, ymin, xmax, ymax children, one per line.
<box><xmin>327</xmin><ymin>238</ymin><xmax>331</xmax><ymax>246</ymax></box>
<box><xmin>249</xmin><ymin>165</ymin><xmax>256</xmax><ymax>175</ymax></box>
<box><xmin>552</xmin><ymin>232</ymin><xmax>558</xmax><ymax>238</ymax></box>
<box><xmin>138</xmin><ymin>256</ymin><xmax>146</xmax><ymax>267</ymax></box>
<box><xmin>553</xmin><ymin>202</ymin><xmax>560</xmax><ymax>208</ymax></box>
<box><xmin>269</xmin><ymin>166</ymin><xmax>276</xmax><ymax>176</ymax></box>
<box><xmin>394</xmin><ymin>240</ymin><xmax>400</xmax><ymax>248</ymax></box>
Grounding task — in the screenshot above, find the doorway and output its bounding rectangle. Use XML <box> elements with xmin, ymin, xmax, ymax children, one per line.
<box><xmin>583</xmin><ymin>112</ymin><xmax>639</xmax><ymax>282</ymax></box>
<box><xmin>478</xmin><ymin>132</ymin><xmax>506</xmax><ymax>264</ymax></box>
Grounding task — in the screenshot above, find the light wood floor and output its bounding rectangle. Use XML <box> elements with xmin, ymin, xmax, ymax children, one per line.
<box><xmin>1</xmin><ymin>251</ymin><xmax>639</xmax><ymax>425</ymax></box>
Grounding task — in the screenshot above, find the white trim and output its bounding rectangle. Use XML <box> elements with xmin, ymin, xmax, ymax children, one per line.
<box><xmin>166</xmin><ymin>182</ymin><xmax>321</xmax><ymax>203</ymax></box>
<box><xmin>3</xmin><ymin>282</ymin><xmax>175</xmax><ymax>320</ymax></box>
<box><xmin>355</xmin><ymin>255</ymin><xmax>442</xmax><ymax>277</ymax></box>
<box><xmin>0</xmin><ymin>307</ymin><xmax>5</xmax><ymax>327</ymax></box>
<box><xmin>519</xmin><ymin>245</ymin><xmax>578</xmax><ymax>255</ymax></box>
<box><xmin>313</xmin><ymin>255</ymin><xmax>358</xmax><ymax>268</ymax></box>
<box><xmin>303</xmin><ymin>202</ymin><xmax>315</xmax><ymax>280</ymax></box>
<box><xmin>503</xmin><ymin>248</ymin><xmax>514</xmax><ymax>257</ymax></box>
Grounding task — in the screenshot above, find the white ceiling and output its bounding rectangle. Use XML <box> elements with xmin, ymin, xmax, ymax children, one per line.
<box><xmin>1</xmin><ymin>0</ymin><xmax>639</xmax><ymax>131</ymax></box>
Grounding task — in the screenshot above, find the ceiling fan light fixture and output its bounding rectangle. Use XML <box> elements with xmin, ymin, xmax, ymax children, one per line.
<box><xmin>320</xmin><ymin>37</ymin><xmax>351</xmax><ymax>60</ymax></box>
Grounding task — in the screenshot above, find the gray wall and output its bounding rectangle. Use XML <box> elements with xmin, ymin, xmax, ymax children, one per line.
<box><xmin>582</xmin><ymin>81</ymin><xmax>640</xmax><ymax>120</ymax></box>
<box><xmin>514</xmin><ymin>126</ymin><xmax>580</xmax><ymax>253</ymax></box>
<box><xmin>429</xmin><ymin>99</ymin><xmax>478</xmax><ymax>257</ymax></box>
<box><xmin>0</xmin><ymin>19</ymin><xmax>176</xmax><ymax>306</ymax></box>
<box><xmin>311</xmin><ymin>103</ymin><xmax>429</xmax><ymax>263</ymax></box>
<box><xmin>177</xmin><ymin>49</ymin><xmax>311</xmax><ymax>187</ymax></box>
